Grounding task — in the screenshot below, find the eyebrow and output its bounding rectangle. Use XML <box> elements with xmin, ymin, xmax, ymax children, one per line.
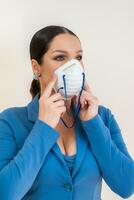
<box><xmin>52</xmin><ymin>49</ymin><xmax>83</xmax><ymax>53</ymax></box>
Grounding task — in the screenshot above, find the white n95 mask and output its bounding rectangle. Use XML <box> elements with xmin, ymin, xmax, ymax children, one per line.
<box><xmin>53</xmin><ymin>59</ymin><xmax>86</xmax><ymax>129</ymax></box>
<box><xmin>53</xmin><ymin>59</ymin><xmax>85</xmax><ymax>100</ymax></box>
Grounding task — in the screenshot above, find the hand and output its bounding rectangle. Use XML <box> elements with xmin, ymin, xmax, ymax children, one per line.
<box><xmin>38</xmin><ymin>74</ymin><xmax>66</xmax><ymax>128</ymax></box>
<box><xmin>73</xmin><ymin>79</ymin><xmax>99</xmax><ymax>121</ymax></box>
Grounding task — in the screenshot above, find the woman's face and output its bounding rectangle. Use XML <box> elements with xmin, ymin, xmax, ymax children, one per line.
<box><xmin>32</xmin><ymin>33</ymin><xmax>84</xmax><ymax>94</ymax></box>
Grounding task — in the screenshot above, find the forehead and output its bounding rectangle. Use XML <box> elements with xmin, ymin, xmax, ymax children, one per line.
<box><xmin>48</xmin><ymin>33</ymin><xmax>82</xmax><ymax>53</ymax></box>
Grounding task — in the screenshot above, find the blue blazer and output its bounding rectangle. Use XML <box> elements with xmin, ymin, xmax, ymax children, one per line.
<box><xmin>0</xmin><ymin>92</ymin><xmax>134</xmax><ymax>200</ymax></box>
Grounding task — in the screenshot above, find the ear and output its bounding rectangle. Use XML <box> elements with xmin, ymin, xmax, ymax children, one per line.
<box><xmin>31</xmin><ymin>59</ymin><xmax>41</xmax><ymax>74</ymax></box>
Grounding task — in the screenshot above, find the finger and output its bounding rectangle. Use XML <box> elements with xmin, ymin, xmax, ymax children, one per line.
<box><xmin>75</xmin><ymin>90</ymin><xmax>91</xmax><ymax>105</ymax></box>
<box><xmin>49</xmin><ymin>92</ymin><xmax>63</xmax><ymax>102</ymax></box>
<box><xmin>58</xmin><ymin>106</ymin><xmax>66</xmax><ymax>115</ymax></box>
<box><xmin>80</xmin><ymin>92</ymin><xmax>95</xmax><ymax>106</ymax></box>
<box><xmin>84</xmin><ymin>79</ymin><xmax>93</xmax><ymax>95</ymax></box>
<box><xmin>53</xmin><ymin>99</ymin><xmax>65</xmax><ymax>107</ymax></box>
<box><xmin>42</xmin><ymin>73</ymin><xmax>58</xmax><ymax>99</ymax></box>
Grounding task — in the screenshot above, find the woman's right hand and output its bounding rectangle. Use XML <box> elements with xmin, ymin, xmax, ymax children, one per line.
<box><xmin>38</xmin><ymin>73</ymin><xmax>66</xmax><ymax>128</ymax></box>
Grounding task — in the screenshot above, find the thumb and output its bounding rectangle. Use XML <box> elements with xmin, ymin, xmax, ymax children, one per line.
<box><xmin>42</xmin><ymin>73</ymin><xmax>58</xmax><ymax>98</ymax></box>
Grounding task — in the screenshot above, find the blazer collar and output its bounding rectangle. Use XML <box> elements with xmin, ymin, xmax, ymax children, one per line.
<box><xmin>27</xmin><ymin>92</ymin><xmax>88</xmax><ymax>179</ymax></box>
<box><xmin>27</xmin><ymin>93</ymin><xmax>40</xmax><ymax>123</ymax></box>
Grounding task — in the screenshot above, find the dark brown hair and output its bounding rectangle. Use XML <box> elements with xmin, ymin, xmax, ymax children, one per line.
<box><xmin>29</xmin><ymin>25</ymin><xmax>79</xmax><ymax>99</ymax></box>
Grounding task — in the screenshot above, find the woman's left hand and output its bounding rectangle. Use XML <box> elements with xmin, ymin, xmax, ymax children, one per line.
<box><xmin>73</xmin><ymin>80</ymin><xmax>99</xmax><ymax>121</ymax></box>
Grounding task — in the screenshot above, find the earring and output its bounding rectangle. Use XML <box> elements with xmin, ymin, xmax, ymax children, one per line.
<box><xmin>33</xmin><ymin>72</ymin><xmax>41</xmax><ymax>80</ymax></box>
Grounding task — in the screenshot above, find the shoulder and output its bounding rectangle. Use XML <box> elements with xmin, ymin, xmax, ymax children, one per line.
<box><xmin>98</xmin><ymin>104</ymin><xmax>112</xmax><ymax>117</ymax></box>
<box><xmin>0</xmin><ymin>106</ymin><xmax>27</xmax><ymax>123</ymax></box>
<box><xmin>98</xmin><ymin>104</ymin><xmax>115</xmax><ymax>128</ymax></box>
<box><xmin>0</xmin><ymin>106</ymin><xmax>30</xmax><ymax>139</ymax></box>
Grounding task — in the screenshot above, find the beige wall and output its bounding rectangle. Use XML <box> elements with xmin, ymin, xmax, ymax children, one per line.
<box><xmin>0</xmin><ymin>0</ymin><xmax>134</xmax><ymax>199</ymax></box>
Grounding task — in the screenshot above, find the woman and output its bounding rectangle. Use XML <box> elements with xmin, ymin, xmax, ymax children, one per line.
<box><xmin>0</xmin><ymin>25</ymin><xmax>133</xmax><ymax>200</ymax></box>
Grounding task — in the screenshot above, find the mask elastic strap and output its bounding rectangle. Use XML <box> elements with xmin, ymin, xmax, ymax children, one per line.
<box><xmin>57</xmin><ymin>75</ymin><xmax>72</xmax><ymax>116</ymax></box>
<box><xmin>59</xmin><ymin>72</ymin><xmax>85</xmax><ymax>128</ymax></box>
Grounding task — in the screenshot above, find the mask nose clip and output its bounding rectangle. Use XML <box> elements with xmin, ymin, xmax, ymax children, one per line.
<box><xmin>56</xmin><ymin>72</ymin><xmax>85</xmax><ymax>128</ymax></box>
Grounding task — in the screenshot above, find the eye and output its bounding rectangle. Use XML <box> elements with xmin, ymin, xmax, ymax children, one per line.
<box><xmin>53</xmin><ymin>55</ymin><xmax>65</xmax><ymax>61</ymax></box>
<box><xmin>53</xmin><ymin>54</ymin><xmax>82</xmax><ymax>61</ymax></box>
<box><xmin>76</xmin><ymin>55</ymin><xmax>82</xmax><ymax>60</ymax></box>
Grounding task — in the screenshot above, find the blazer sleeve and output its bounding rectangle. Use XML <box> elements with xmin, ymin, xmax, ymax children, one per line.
<box><xmin>81</xmin><ymin>106</ymin><xmax>134</xmax><ymax>199</ymax></box>
<box><xmin>0</xmin><ymin>111</ymin><xmax>60</xmax><ymax>200</ymax></box>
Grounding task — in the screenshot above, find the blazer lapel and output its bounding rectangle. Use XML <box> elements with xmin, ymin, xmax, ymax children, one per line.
<box><xmin>27</xmin><ymin>93</ymin><xmax>88</xmax><ymax>179</ymax></box>
<box><xmin>52</xmin><ymin>100</ymin><xmax>88</xmax><ymax>179</ymax></box>
<box><xmin>71</xmin><ymin>112</ymin><xmax>88</xmax><ymax>178</ymax></box>
<box><xmin>27</xmin><ymin>93</ymin><xmax>39</xmax><ymax>123</ymax></box>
